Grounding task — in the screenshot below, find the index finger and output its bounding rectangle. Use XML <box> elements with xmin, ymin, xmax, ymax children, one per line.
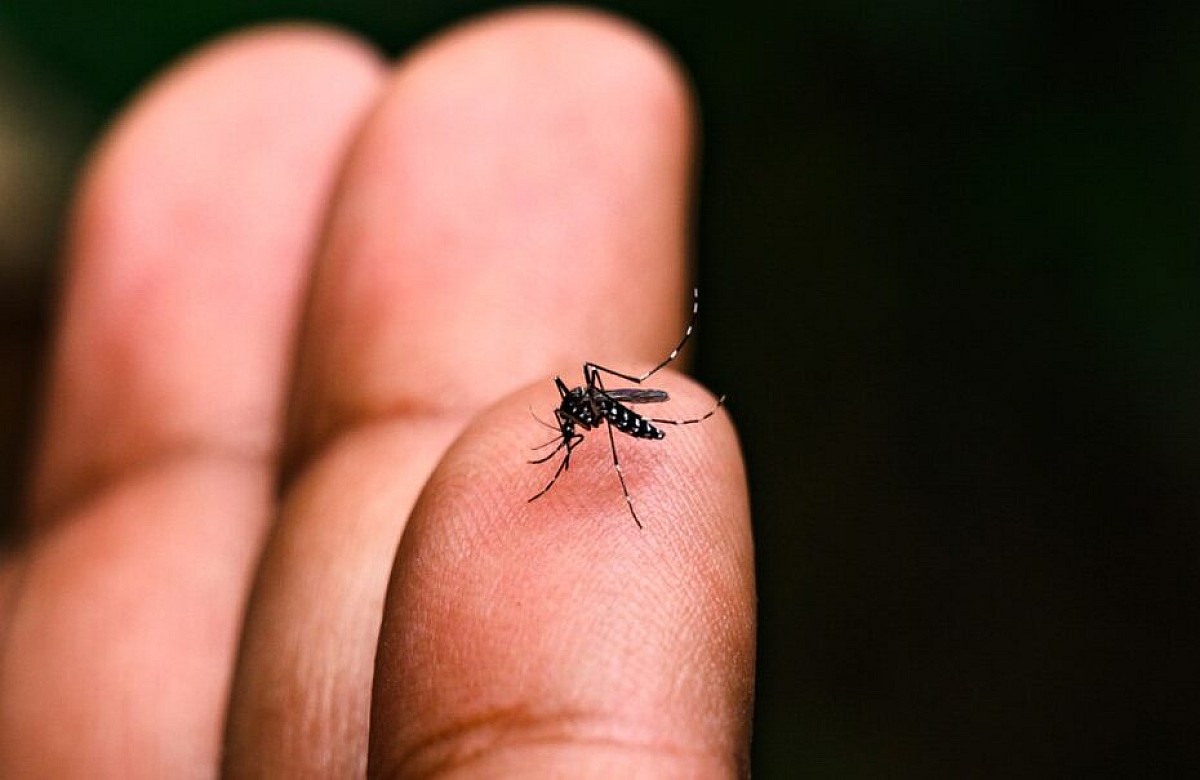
<box><xmin>224</xmin><ymin>8</ymin><xmax>701</xmax><ymax>774</ymax></box>
<box><xmin>371</xmin><ymin>374</ymin><xmax>754</xmax><ymax>777</ymax></box>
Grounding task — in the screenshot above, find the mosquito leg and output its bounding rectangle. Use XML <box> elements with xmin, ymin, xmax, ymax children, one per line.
<box><xmin>528</xmin><ymin>410</ymin><xmax>574</xmax><ymax>463</ymax></box>
<box><xmin>587</xmin><ymin>369</ymin><xmax>607</xmax><ymax>417</ymax></box>
<box><xmin>527</xmin><ymin>433</ymin><xmax>581</xmax><ymax>502</ymax></box>
<box><xmin>584</xmin><ymin>288</ymin><xmax>700</xmax><ymax>385</ymax></box>
<box><xmin>528</xmin><ymin>437</ymin><xmax>567</xmax><ymax>464</ymax></box>
<box><xmin>588</xmin><ymin>370</ymin><xmax>630</xmax><ymax>419</ymax></box>
<box><xmin>649</xmin><ymin>395</ymin><xmax>727</xmax><ymax>426</ymax></box>
<box><xmin>528</xmin><ymin>452</ymin><xmax>570</xmax><ymax>502</ymax></box>
<box><xmin>604</xmin><ymin>418</ymin><xmax>642</xmax><ymax>529</ymax></box>
<box><xmin>528</xmin><ymin>406</ymin><xmax>561</xmax><ymax>432</ymax></box>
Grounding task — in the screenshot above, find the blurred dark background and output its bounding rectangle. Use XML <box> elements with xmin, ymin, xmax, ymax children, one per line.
<box><xmin>2</xmin><ymin>1</ymin><xmax>1198</xmax><ymax>775</ymax></box>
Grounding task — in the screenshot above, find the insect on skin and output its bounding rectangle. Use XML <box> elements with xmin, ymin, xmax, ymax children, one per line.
<box><xmin>528</xmin><ymin>288</ymin><xmax>725</xmax><ymax>528</ymax></box>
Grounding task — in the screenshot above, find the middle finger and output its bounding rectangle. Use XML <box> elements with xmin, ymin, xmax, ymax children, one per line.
<box><xmin>224</xmin><ymin>8</ymin><xmax>695</xmax><ymax>776</ymax></box>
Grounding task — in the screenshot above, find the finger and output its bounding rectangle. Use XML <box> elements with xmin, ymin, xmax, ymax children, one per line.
<box><xmin>283</xmin><ymin>7</ymin><xmax>695</xmax><ymax>463</ymax></box>
<box><xmin>26</xmin><ymin>26</ymin><xmax>383</xmax><ymax>524</ymax></box>
<box><xmin>371</xmin><ymin>375</ymin><xmax>754</xmax><ymax>777</ymax></box>
<box><xmin>0</xmin><ymin>27</ymin><xmax>383</xmax><ymax>775</ymax></box>
<box><xmin>224</xmin><ymin>8</ymin><xmax>695</xmax><ymax>775</ymax></box>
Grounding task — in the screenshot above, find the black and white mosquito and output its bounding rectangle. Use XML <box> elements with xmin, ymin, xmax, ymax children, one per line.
<box><xmin>528</xmin><ymin>288</ymin><xmax>725</xmax><ymax>528</ymax></box>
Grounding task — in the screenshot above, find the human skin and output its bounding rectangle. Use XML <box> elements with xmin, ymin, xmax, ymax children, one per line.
<box><xmin>0</xmin><ymin>8</ymin><xmax>754</xmax><ymax>778</ymax></box>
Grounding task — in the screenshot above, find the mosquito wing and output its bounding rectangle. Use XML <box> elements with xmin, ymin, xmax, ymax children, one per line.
<box><xmin>603</xmin><ymin>388</ymin><xmax>670</xmax><ymax>404</ymax></box>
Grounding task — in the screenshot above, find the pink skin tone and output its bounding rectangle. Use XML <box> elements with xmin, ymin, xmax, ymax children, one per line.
<box><xmin>0</xmin><ymin>8</ymin><xmax>754</xmax><ymax>778</ymax></box>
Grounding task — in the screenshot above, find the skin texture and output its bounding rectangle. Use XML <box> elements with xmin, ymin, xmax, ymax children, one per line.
<box><xmin>0</xmin><ymin>8</ymin><xmax>754</xmax><ymax>778</ymax></box>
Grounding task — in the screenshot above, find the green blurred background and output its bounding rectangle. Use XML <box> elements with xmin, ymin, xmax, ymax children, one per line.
<box><xmin>2</xmin><ymin>1</ymin><xmax>1198</xmax><ymax>775</ymax></box>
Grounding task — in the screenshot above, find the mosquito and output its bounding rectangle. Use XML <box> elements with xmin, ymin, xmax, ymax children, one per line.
<box><xmin>528</xmin><ymin>288</ymin><xmax>725</xmax><ymax>528</ymax></box>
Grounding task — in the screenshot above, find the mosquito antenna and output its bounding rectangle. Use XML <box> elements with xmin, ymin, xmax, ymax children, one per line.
<box><xmin>528</xmin><ymin>406</ymin><xmax>560</xmax><ymax>432</ymax></box>
<box><xmin>530</xmin><ymin>435</ymin><xmax>563</xmax><ymax>451</ymax></box>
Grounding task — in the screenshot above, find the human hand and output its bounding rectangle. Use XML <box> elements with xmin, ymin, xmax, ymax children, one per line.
<box><xmin>0</xmin><ymin>9</ymin><xmax>753</xmax><ymax>777</ymax></box>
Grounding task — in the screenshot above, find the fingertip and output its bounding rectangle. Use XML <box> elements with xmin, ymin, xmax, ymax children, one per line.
<box><xmin>75</xmin><ymin>23</ymin><xmax>384</xmax><ymax>253</ymax></box>
<box><xmin>32</xmin><ymin>23</ymin><xmax>385</xmax><ymax>521</ymax></box>
<box><xmin>371</xmin><ymin>372</ymin><xmax>754</xmax><ymax>775</ymax></box>
<box><xmin>405</xmin><ymin>5</ymin><xmax>696</xmax><ymax>139</ymax></box>
<box><xmin>288</xmin><ymin>7</ymin><xmax>700</xmax><ymax>461</ymax></box>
